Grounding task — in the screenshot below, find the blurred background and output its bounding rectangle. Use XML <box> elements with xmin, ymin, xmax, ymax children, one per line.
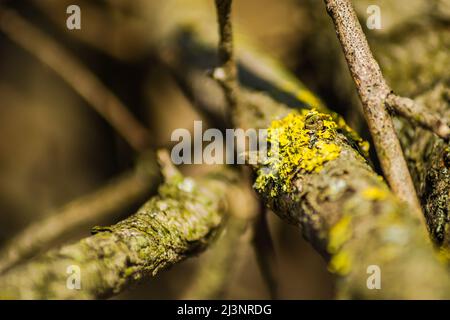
<box><xmin>0</xmin><ymin>0</ymin><xmax>446</xmax><ymax>299</ymax></box>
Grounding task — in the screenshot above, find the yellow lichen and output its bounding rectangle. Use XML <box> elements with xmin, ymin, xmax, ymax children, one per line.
<box><xmin>254</xmin><ymin>110</ymin><xmax>342</xmax><ymax>197</ymax></box>
<box><xmin>362</xmin><ymin>187</ymin><xmax>388</xmax><ymax>201</ymax></box>
<box><xmin>328</xmin><ymin>215</ymin><xmax>352</xmax><ymax>254</ymax></box>
<box><xmin>328</xmin><ymin>250</ymin><xmax>352</xmax><ymax>276</ymax></box>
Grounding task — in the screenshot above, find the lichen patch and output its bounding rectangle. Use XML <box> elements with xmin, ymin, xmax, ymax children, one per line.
<box><xmin>254</xmin><ymin>110</ymin><xmax>342</xmax><ymax>197</ymax></box>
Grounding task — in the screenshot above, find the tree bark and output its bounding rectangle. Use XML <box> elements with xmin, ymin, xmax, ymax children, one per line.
<box><xmin>160</xmin><ymin>6</ymin><xmax>450</xmax><ymax>298</ymax></box>
<box><xmin>0</xmin><ymin>169</ymin><xmax>239</xmax><ymax>299</ymax></box>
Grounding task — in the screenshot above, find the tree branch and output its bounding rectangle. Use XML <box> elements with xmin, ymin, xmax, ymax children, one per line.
<box><xmin>162</xmin><ymin>3</ymin><xmax>450</xmax><ymax>298</ymax></box>
<box><xmin>0</xmin><ymin>152</ymin><xmax>161</xmax><ymax>275</ymax></box>
<box><xmin>385</xmin><ymin>93</ymin><xmax>450</xmax><ymax>141</ymax></box>
<box><xmin>213</xmin><ymin>0</ymin><xmax>240</xmax><ymax>125</ymax></box>
<box><xmin>323</xmin><ymin>0</ymin><xmax>423</xmax><ymax>220</ymax></box>
<box><xmin>213</xmin><ymin>0</ymin><xmax>281</xmax><ymax>297</ymax></box>
<box><xmin>252</xmin><ymin>206</ymin><xmax>279</xmax><ymax>299</ymax></box>
<box><xmin>0</xmin><ymin>162</ymin><xmax>240</xmax><ymax>299</ymax></box>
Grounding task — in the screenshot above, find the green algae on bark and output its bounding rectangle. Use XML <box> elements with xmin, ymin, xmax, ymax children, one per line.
<box><xmin>0</xmin><ymin>171</ymin><xmax>236</xmax><ymax>299</ymax></box>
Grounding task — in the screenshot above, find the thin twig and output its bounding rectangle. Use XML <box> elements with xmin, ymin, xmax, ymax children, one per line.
<box><xmin>162</xmin><ymin>6</ymin><xmax>450</xmax><ymax>298</ymax></box>
<box><xmin>213</xmin><ymin>0</ymin><xmax>280</xmax><ymax>296</ymax></box>
<box><xmin>323</xmin><ymin>0</ymin><xmax>423</xmax><ymax>221</ymax></box>
<box><xmin>0</xmin><ymin>8</ymin><xmax>151</xmax><ymax>152</ymax></box>
<box><xmin>213</xmin><ymin>0</ymin><xmax>239</xmax><ymax>123</ymax></box>
<box><xmin>252</xmin><ymin>206</ymin><xmax>279</xmax><ymax>299</ymax></box>
<box><xmin>385</xmin><ymin>94</ymin><xmax>450</xmax><ymax>141</ymax></box>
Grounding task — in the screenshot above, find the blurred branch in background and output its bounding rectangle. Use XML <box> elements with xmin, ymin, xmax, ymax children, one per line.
<box><xmin>252</xmin><ymin>207</ymin><xmax>279</xmax><ymax>299</ymax></box>
<box><xmin>182</xmin><ymin>215</ymin><xmax>249</xmax><ymax>299</ymax></box>
<box><xmin>0</xmin><ymin>8</ymin><xmax>152</xmax><ymax>152</ymax></box>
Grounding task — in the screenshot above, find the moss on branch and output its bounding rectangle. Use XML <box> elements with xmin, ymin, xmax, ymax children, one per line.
<box><xmin>0</xmin><ymin>170</ymin><xmax>238</xmax><ymax>299</ymax></box>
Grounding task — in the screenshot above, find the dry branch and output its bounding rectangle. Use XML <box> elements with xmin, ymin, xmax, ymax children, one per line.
<box><xmin>295</xmin><ymin>0</ymin><xmax>450</xmax><ymax>247</ymax></box>
<box><xmin>252</xmin><ymin>207</ymin><xmax>279</xmax><ymax>299</ymax></box>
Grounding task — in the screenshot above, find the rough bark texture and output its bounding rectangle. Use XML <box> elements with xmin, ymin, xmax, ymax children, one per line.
<box><xmin>0</xmin><ymin>170</ymin><xmax>237</xmax><ymax>299</ymax></box>
<box><xmin>252</xmin><ymin>107</ymin><xmax>450</xmax><ymax>299</ymax></box>
<box><xmin>160</xmin><ymin>7</ymin><xmax>450</xmax><ymax>298</ymax></box>
<box><xmin>344</xmin><ymin>0</ymin><xmax>450</xmax><ymax>246</ymax></box>
<box><xmin>293</xmin><ymin>0</ymin><xmax>450</xmax><ymax>247</ymax></box>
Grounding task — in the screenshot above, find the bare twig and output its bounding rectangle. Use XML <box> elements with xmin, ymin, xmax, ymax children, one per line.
<box><xmin>323</xmin><ymin>0</ymin><xmax>423</xmax><ymax>220</ymax></box>
<box><xmin>0</xmin><ymin>8</ymin><xmax>151</xmax><ymax>152</ymax></box>
<box><xmin>385</xmin><ymin>94</ymin><xmax>450</xmax><ymax>141</ymax></box>
<box><xmin>213</xmin><ymin>0</ymin><xmax>239</xmax><ymax>123</ymax></box>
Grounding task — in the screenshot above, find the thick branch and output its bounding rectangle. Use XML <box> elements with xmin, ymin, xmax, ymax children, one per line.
<box><xmin>323</xmin><ymin>0</ymin><xmax>422</xmax><ymax>219</ymax></box>
<box><xmin>0</xmin><ymin>168</ymin><xmax>239</xmax><ymax>299</ymax></box>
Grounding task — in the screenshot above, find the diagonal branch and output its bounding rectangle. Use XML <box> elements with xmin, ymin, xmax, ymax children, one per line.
<box><xmin>323</xmin><ymin>0</ymin><xmax>423</xmax><ymax>221</ymax></box>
